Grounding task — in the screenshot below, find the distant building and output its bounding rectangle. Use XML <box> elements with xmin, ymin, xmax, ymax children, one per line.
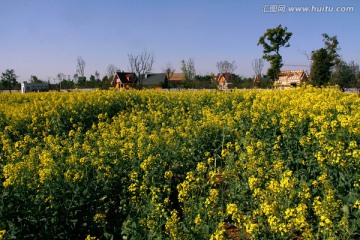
<box><xmin>21</xmin><ymin>82</ymin><xmax>49</xmax><ymax>93</ymax></box>
<box><xmin>143</xmin><ymin>73</ymin><xmax>167</xmax><ymax>88</ymax></box>
<box><xmin>113</xmin><ymin>72</ymin><xmax>137</xmax><ymax>89</ymax></box>
<box><xmin>276</xmin><ymin>70</ymin><xmax>308</xmax><ymax>88</ymax></box>
<box><xmin>168</xmin><ymin>73</ymin><xmax>184</xmax><ymax>87</ymax></box>
<box><xmin>253</xmin><ymin>74</ymin><xmax>268</xmax><ymax>88</ymax></box>
<box><xmin>215</xmin><ymin>73</ymin><xmax>233</xmax><ymax>90</ymax></box>
<box><xmin>253</xmin><ymin>75</ymin><xmax>261</xmax><ymax>84</ymax></box>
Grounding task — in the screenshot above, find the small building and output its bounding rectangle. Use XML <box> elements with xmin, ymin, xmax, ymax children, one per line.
<box><xmin>215</xmin><ymin>73</ymin><xmax>233</xmax><ymax>90</ymax></box>
<box><xmin>253</xmin><ymin>75</ymin><xmax>261</xmax><ymax>84</ymax></box>
<box><xmin>21</xmin><ymin>82</ymin><xmax>49</xmax><ymax>93</ymax></box>
<box><xmin>168</xmin><ymin>73</ymin><xmax>184</xmax><ymax>87</ymax></box>
<box><xmin>276</xmin><ymin>70</ymin><xmax>308</xmax><ymax>88</ymax></box>
<box><xmin>143</xmin><ymin>73</ymin><xmax>168</xmax><ymax>88</ymax></box>
<box><xmin>253</xmin><ymin>75</ymin><xmax>261</xmax><ymax>89</ymax></box>
<box><xmin>113</xmin><ymin>72</ymin><xmax>137</xmax><ymax>89</ymax></box>
<box><xmin>253</xmin><ymin>74</ymin><xmax>268</xmax><ymax>88</ymax></box>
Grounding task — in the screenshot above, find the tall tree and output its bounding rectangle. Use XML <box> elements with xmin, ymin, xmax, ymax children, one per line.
<box><xmin>309</xmin><ymin>34</ymin><xmax>340</xmax><ymax>87</ymax></box>
<box><xmin>310</xmin><ymin>48</ymin><xmax>332</xmax><ymax>87</ymax></box>
<box><xmin>128</xmin><ymin>50</ymin><xmax>154</xmax><ymax>86</ymax></box>
<box><xmin>181</xmin><ymin>58</ymin><xmax>196</xmax><ymax>82</ymax></box>
<box><xmin>76</xmin><ymin>56</ymin><xmax>86</xmax><ymax>77</ymax></box>
<box><xmin>1</xmin><ymin>69</ymin><xmax>18</xmax><ymax>93</ymax></box>
<box><xmin>330</xmin><ymin>60</ymin><xmax>359</xmax><ymax>91</ymax></box>
<box><xmin>322</xmin><ymin>33</ymin><xmax>340</xmax><ymax>65</ymax></box>
<box><xmin>258</xmin><ymin>25</ymin><xmax>292</xmax><ymax>86</ymax></box>
<box><xmin>251</xmin><ymin>58</ymin><xmax>264</xmax><ymax>77</ymax></box>
<box><xmin>216</xmin><ymin>60</ymin><xmax>237</xmax><ymax>74</ymax></box>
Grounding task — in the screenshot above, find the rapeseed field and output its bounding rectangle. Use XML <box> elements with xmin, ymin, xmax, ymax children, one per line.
<box><xmin>0</xmin><ymin>86</ymin><xmax>359</xmax><ymax>239</ymax></box>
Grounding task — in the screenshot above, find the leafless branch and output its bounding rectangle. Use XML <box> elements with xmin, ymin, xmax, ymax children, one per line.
<box><xmin>128</xmin><ymin>50</ymin><xmax>155</xmax><ymax>86</ymax></box>
<box><xmin>299</xmin><ymin>50</ymin><xmax>312</xmax><ymax>61</ymax></box>
<box><xmin>181</xmin><ymin>58</ymin><xmax>196</xmax><ymax>81</ymax></box>
<box><xmin>163</xmin><ymin>62</ymin><xmax>176</xmax><ymax>80</ymax></box>
<box><xmin>76</xmin><ymin>56</ymin><xmax>86</xmax><ymax>77</ymax></box>
<box><xmin>251</xmin><ymin>58</ymin><xmax>264</xmax><ymax>77</ymax></box>
<box><xmin>107</xmin><ymin>64</ymin><xmax>118</xmax><ymax>78</ymax></box>
<box><xmin>216</xmin><ymin>60</ymin><xmax>237</xmax><ymax>74</ymax></box>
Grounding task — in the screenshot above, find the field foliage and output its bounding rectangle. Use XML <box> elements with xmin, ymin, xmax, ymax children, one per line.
<box><xmin>0</xmin><ymin>87</ymin><xmax>359</xmax><ymax>239</ymax></box>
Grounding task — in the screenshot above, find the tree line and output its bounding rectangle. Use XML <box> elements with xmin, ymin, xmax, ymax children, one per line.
<box><xmin>1</xmin><ymin>26</ymin><xmax>360</xmax><ymax>92</ymax></box>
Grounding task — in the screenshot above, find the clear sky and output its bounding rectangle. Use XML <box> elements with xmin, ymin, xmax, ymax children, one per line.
<box><xmin>0</xmin><ymin>0</ymin><xmax>359</xmax><ymax>82</ymax></box>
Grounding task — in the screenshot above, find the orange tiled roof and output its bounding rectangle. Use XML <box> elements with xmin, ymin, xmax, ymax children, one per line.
<box><xmin>277</xmin><ymin>70</ymin><xmax>307</xmax><ymax>86</ymax></box>
<box><xmin>215</xmin><ymin>73</ymin><xmax>232</xmax><ymax>82</ymax></box>
<box><xmin>169</xmin><ymin>73</ymin><xmax>184</xmax><ymax>81</ymax></box>
<box><xmin>278</xmin><ymin>70</ymin><xmax>306</xmax><ymax>80</ymax></box>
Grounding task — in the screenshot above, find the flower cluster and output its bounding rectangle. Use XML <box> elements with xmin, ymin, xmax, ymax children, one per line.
<box><xmin>0</xmin><ymin>86</ymin><xmax>359</xmax><ymax>239</ymax></box>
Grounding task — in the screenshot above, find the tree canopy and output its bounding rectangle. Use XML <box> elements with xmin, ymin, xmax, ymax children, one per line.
<box><xmin>181</xmin><ymin>58</ymin><xmax>196</xmax><ymax>85</ymax></box>
<box><xmin>216</xmin><ymin>60</ymin><xmax>237</xmax><ymax>74</ymax></box>
<box><xmin>309</xmin><ymin>34</ymin><xmax>340</xmax><ymax>87</ymax></box>
<box><xmin>128</xmin><ymin>50</ymin><xmax>155</xmax><ymax>87</ymax></box>
<box><xmin>330</xmin><ymin>60</ymin><xmax>359</xmax><ymax>91</ymax></box>
<box><xmin>258</xmin><ymin>25</ymin><xmax>292</xmax><ymax>85</ymax></box>
<box><xmin>1</xmin><ymin>69</ymin><xmax>19</xmax><ymax>93</ymax></box>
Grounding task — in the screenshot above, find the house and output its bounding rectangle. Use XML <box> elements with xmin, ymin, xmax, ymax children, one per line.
<box><xmin>168</xmin><ymin>73</ymin><xmax>184</xmax><ymax>87</ymax></box>
<box><xmin>253</xmin><ymin>74</ymin><xmax>268</xmax><ymax>88</ymax></box>
<box><xmin>253</xmin><ymin>75</ymin><xmax>261</xmax><ymax>84</ymax></box>
<box><xmin>143</xmin><ymin>73</ymin><xmax>168</xmax><ymax>88</ymax></box>
<box><xmin>253</xmin><ymin>75</ymin><xmax>261</xmax><ymax>88</ymax></box>
<box><xmin>21</xmin><ymin>82</ymin><xmax>49</xmax><ymax>93</ymax></box>
<box><xmin>113</xmin><ymin>72</ymin><xmax>137</xmax><ymax>89</ymax></box>
<box><xmin>215</xmin><ymin>73</ymin><xmax>233</xmax><ymax>90</ymax></box>
<box><xmin>169</xmin><ymin>73</ymin><xmax>184</xmax><ymax>81</ymax></box>
<box><xmin>276</xmin><ymin>70</ymin><xmax>308</xmax><ymax>88</ymax></box>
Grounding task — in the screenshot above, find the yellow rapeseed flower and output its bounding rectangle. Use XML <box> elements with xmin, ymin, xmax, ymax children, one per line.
<box><xmin>194</xmin><ymin>214</ymin><xmax>202</xmax><ymax>225</ymax></box>
<box><xmin>0</xmin><ymin>230</ymin><xmax>6</xmax><ymax>240</ymax></box>
<box><xmin>226</xmin><ymin>203</ymin><xmax>238</xmax><ymax>216</ymax></box>
<box><xmin>164</xmin><ymin>170</ymin><xmax>173</xmax><ymax>180</ymax></box>
<box><xmin>196</xmin><ymin>162</ymin><xmax>207</xmax><ymax>174</ymax></box>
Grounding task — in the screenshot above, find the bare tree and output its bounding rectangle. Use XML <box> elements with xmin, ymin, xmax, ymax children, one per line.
<box><xmin>162</xmin><ymin>62</ymin><xmax>176</xmax><ymax>88</ymax></box>
<box><xmin>76</xmin><ymin>56</ymin><xmax>86</xmax><ymax>77</ymax></box>
<box><xmin>181</xmin><ymin>58</ymin><xmax>196</xmax><ymax>82</ymax></box>
<box><xmin>163</xmin><ymin>62</ymin><xmax>176</xmax><ymax>78</ymax></box>
<box><xmin>216</xmin><ymin>60</ymin><xmax>237</xmax><ymax>74</ymax></box>
<box><xmin>251</xmin><ymin>58</ymin><xmax>264</xmax><ymax>77</ymax></box>
<box><xmin>107</xmin><ymin>64</ymin><xmax>117</xmax><ymax>78</ymax></box>
<box><xmin>128</xmin><ymin>50</ymin><xmax>155</xmax><ymax>86</ymax></box>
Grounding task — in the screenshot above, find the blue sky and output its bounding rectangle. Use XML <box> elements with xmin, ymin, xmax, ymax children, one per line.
<box><xmin>0</xmin><ymin>0</ymin><xmax>359</xmax><ymax>82</ymax></box>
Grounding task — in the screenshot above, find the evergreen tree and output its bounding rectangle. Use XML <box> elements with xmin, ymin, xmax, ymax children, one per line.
<box><xmin>309</xmin><ymin>34</ymin><xmax>340</xmax><ymax>86</ymax></box>
<box><xmin>309</xmin><ymin>48</ymin><xmax>331</xmax><ymax>86</ymax></box>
